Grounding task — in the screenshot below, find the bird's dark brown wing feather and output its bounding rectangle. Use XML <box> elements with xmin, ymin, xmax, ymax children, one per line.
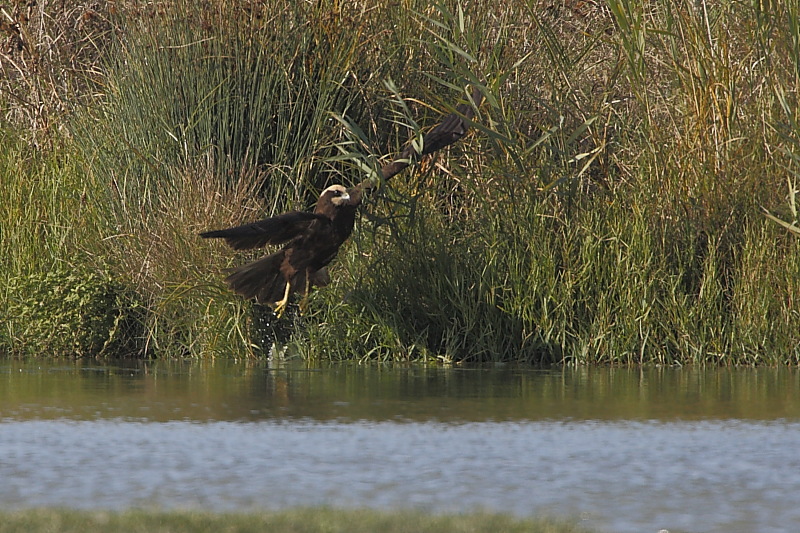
<box><xmin>378</xmin><ymin>86</ymin><xmax>483</xmax><ymax>182</ymax></box>
<box><xmin>199</xmin><ymin>211</ymin><xmax>327</xmax><ymax>250</ymax></box>
<box><xmin>418</xmin><ymin>100</ymin><xmax>474</xmax><ymax>156</ymax></box>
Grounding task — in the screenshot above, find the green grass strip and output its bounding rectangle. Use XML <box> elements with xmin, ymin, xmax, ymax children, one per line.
<box><xmin>0</xmin><ymin>508</ymin><xmax>593</xmax><ymax>533</ymax></box>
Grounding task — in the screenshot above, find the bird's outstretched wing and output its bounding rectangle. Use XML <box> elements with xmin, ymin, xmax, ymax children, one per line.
<box><xmin>200</xmin><ymin>211</ymin><xmax>328</xmax><ymax>250</ymax></box>
<box><xmin>419</xmin><ymin>93</ymin><xmax>480</xmax><ymax>156</ymax></box>
<box><xmin>378</xmin><ymin>86</ymin><xmax>483</xmax><ymax>182</ymax></box>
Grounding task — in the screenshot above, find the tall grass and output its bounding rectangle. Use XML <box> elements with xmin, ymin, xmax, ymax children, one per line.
<box><xmin>65</xmin><ymin>0</ymin><xmax>398</xmax><ymax>356</ymax></box>
<box><xmin>293</xmin><ymin>0</ymin><xmax>800</xmax><ymax>364</ymax></box>
<box><xmin>1</xmin><ymin>0</ymin><xmax>799</xmax><ymax>363</ymax></box>
<box><xmin>0</xmin><ymin>125</ymin><xmax>135</xmax><ymax>356</ymax></box>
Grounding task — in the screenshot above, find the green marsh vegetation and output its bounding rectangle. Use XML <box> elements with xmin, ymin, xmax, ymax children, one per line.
<box><xmin>1</xmin><ymin>0</ymin><xmax>799</xmax><ymax>364</ymax></box>
<box><xmin>0</xmin><ymin>508</ymin><xmax>592</xmax><ymax>533</ymax></box>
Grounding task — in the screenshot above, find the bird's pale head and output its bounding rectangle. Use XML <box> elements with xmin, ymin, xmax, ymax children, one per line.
<box><xmin>321</xmin><ymin>184</ymin><xmax>351</xmax><ymax>206</ymax></box>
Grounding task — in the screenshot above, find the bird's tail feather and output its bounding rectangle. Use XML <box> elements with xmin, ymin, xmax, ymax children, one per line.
<box><xmin>224</xmin><ymin>251</ymin><xmax>287</xmax><ymax>305</ymax></box>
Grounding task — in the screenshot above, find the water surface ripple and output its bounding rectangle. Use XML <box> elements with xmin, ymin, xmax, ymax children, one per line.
<box><xmin>1</xmin><ymin>360</ymin><xmax>799</xmax><ymax>533</ymax></box>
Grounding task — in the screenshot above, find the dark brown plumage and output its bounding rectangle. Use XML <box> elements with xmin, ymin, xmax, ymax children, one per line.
<box><xmin>378</xmin><ymin>86</ymin><xmax>482</xmax><ymax>182</ymax></box>
<box><xmin>201</xmin><ymin>86</ymin><xmax>483</xmax><ymax>312</ymax></box>
<box><xmin>200</xmin><ymin>184</ymin><xmax>362</xmax><ymax>314</ymax></box>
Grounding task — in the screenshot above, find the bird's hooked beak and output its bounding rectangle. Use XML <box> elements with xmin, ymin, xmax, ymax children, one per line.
<box><xmin>332</xmin><ymin>192</ymin><xmax>351</xmax><ymax>206</ymax></box>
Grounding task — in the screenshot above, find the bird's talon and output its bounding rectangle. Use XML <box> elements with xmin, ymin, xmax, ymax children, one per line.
<box><xmin>271</xmin><ymin>282</ymin><xmax>292</xmax><ymax>319</ymax></box>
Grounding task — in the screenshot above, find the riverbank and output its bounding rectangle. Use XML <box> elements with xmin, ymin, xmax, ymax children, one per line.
<box><xmin>0</xmin><ymin>509</ymin><xmax>591</xmax><ymax>533</ymax></box>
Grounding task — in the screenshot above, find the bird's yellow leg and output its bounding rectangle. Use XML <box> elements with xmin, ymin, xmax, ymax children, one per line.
<box><xmin>272</xmin><ymin>282</ymin><xmax>292</xmax><ymax>319</ymax></box>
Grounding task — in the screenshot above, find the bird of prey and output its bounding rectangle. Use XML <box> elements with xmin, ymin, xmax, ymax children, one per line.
<box><xmin>200</xmin><ymin>183</ymin><xmax>364</xmax><ymax>315</ymax></box>
<box><xmin>201</xmin><ymin>87</ymin><xmax>482</xmax><ymax>314</ymax></box>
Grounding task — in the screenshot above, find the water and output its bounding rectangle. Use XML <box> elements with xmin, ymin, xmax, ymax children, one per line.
<box><xmin>2</xmin><ymin>360</ymin><xmax>800</xmax><ymax>533</ymax></box>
